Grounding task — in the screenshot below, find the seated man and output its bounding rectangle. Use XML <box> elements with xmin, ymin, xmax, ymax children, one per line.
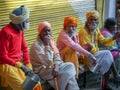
<box><xmin>30</xmin><ymin>21</ymin><xmax>79</xmax><ymax>90</ymax></box>
<box><xmin>0</xmin><ymin>5</ymin><xmax>42</xmax><ymax>90</ymax></box>
<box><xmin>56</xmin><ymin>16</ymin><xmax>96</xmax><ymax>78</ymax></box>
<box><xmin>78</xmin><ymin>10</ymin><xmax>120</xmax><ymax>90</ymax></box>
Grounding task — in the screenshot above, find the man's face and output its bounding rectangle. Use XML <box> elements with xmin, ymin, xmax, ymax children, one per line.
<box><xmin>87</xmin><ymin>16</ymin><xmax>98</xmax><ymax>31</ymax></box>
<box><xmin>64</xmin><ymin>23</ymin><xmax>76</xmax><ymax>37</ymax></box>
<box><xmin>40</xmin><ymin>26</ymin><xmax>51</xmax><ymax>39</ymax></box>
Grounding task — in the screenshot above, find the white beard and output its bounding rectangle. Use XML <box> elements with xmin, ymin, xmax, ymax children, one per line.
<box><xmin>66</xmin><ymin>30</ymin><xmax>76</xmax><ymax>38</ymax></box>
<box><xmin>24</xmin><ymin>22</ymin><xmax>30</xmax><ymax>30</ymax></box>
<box><xmin>88</xmin><ymin>23</ymin><xmax>98</xmax><ymax>31</ymax></box>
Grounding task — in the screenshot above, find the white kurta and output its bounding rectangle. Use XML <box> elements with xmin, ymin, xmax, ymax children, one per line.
<box><xmin>30</xmin><ymin>38</ymin><xmax>78</xmax><ymax>90</ymax></box>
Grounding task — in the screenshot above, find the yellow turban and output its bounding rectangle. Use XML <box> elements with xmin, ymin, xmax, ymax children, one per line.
<box><xmin>86</xmin><ymin>10</ymin><xmax>99</xmax><ymax>20</ymax></box>
<box><xmin>64</xmin><ymin>16</ymin><xmax>77</xmax><ymax>27</ymax></box>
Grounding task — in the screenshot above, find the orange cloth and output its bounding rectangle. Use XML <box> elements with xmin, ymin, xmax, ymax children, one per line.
<box><xmin>0</xmin><ymin>64</ymin><xmax>26</xmax><ymax>90</ymax></box>
<box><xmin>33</xmin><ymin>82</ymin><xmax>42</xmax><ymax>90</ymax></box>
<box><xmin>64</xmin><ymin>16</ymin><xmax>77</xmax><ymax>27</ymax></box>
<box><xmin>61</xmin><ymin>46</ymin><xmax>79</xmax><ymax>78</ymax></box>
<box><xmin>50</xmin><ymin>37</ymin><xmax>59</xmax><ymax>55</ymax></box>
<box><xmin>86</xmin><ymin>10</ymin><xmax>99</xmax><ymax>20</ymax></box>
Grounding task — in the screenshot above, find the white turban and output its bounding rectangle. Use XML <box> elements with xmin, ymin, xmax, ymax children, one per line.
<box><xmin>9</xmin><ymin>5</ymin><xmax>30</xmax><ymax>24</ymax></box>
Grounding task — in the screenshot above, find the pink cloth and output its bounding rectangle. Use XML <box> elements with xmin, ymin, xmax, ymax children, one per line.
<box><xmin>38</xmin><ymin>21</ymin><xmax>51</xmax><ymax>34</ymax></box>
<box><xmin>101</xmin><ymin>29</ymin><xmax>119</xmax><ymax>60</ymax></box>
<box><xmin>50</xmin><ymin>37</ymin><xmax>59</xmax><ymax>55</ymax></box>
<box><xmin>57</xmin><ymin>30</ymin><xmax>91</xmax><ymax>57</ymax></box>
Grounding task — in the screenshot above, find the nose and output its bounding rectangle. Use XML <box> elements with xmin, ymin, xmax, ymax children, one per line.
<box><xmin>91</xmin><ymin>19</ymin><xmax>96</xmax><ymax>24</ymax></box>
<box><xmin>69</xmin><ymin>26</ymin><xmax>74</xmax><ymax>31</ymax></box>
<box><xmin>45</xmin><ymin>31</ymin><xmax>50</xmax><ymax>36</ymax></box>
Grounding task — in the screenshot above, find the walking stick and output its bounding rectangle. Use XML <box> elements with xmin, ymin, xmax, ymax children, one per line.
<box><xmin>51</xmin><ymin>62</ymin><xmax>59</xmax><ymax>90</ymax></box>
<box><xmin>53</xmin><ymin>76</ymin><xmax>59</xmax><ymax>90</ymax></box>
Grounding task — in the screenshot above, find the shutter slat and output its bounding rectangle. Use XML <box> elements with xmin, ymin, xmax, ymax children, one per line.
<box><xmin>0</xmin><ymin>0</ymin><xmax>95</xmax><ymax>50</ymax></box>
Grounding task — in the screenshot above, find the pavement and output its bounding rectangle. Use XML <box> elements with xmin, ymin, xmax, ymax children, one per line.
<box><xmin>78</xmin><ymin>71</ymin><xmax>120</xmax><ymax>90</ymax></box>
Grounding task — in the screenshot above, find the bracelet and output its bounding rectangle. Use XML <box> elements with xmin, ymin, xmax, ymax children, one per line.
<box><xmin>88</xmin><ymin>54</ymin><xmax>94</xmax><ymax>59</ymax></box>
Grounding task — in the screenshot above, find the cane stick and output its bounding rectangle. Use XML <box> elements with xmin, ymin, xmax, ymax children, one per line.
<box><xmin>52</xmin><ymin>62</ymin><xmax>59</xmax><ymax>90</ymax></box>
<box><xmin>54</xmin><ymin>76</ymin><xmax>59</xmax><ymax>90</ymax></box>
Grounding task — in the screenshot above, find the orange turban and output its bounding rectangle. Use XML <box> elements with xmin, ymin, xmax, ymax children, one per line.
<box><xmin>64</xmin><ymin>16</ymin><xmax>77</xmax><ymax>27</ymax></box>
<box><xmin>38</xmin><ymin>21</ymin><xmax>51</xmax><ymax>34</ymax></box>
<box><xmin>86</xmin><ymin>10</ymin><xmax>99</xmax><ymax>20</ymax></box>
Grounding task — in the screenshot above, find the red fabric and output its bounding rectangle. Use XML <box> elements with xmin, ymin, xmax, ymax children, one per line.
<box><xmin>0</xmin><ymin>23</ymin><xmax>30</xmax><ymax>66</ymax></box>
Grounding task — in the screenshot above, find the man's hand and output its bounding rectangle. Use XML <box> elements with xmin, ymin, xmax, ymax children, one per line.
<box><xmin>43</xmin><ymin>35</ymin><xmax>50</xmax><ymax>45</ymax></box>
<box><xmin>113</xmin><ymin>32</ymin><xmax>120</xmax><ymax>40</ymax></box>
<box><xmin>26</xmin><ymin>63</ymin><xmax>32</xmax><ymax>70</ymax></box>
<box><xmin>15</xmin><ymin>62</ymin><xmax>23</xmax><ymax>68</ymax></box>
<box><xmin>91</xmin><ymin>57</ymin><xmax>96</xmax><ymax>66</ymax></box>
<box><xmin>88</xmin><ymin>54</ymin><xmax>96</xmax><ymax>66</ymax></box>
<box><xmin>52</xmin><ymin>64</ymin><xmax>59</xmax><ymax>77</ymax></box>
<box><xmin>15</xmin><ymin>62</ymin><xmax>32</xmax><ymax>75</ymax></box>
<box><xmin>83</xmin><ymin>43</ymin><xmax>93</xmax><ymax>52</ymax></box>
<box><xmin>21</xmin><ymin>64</ymin><xmax>32</xmax><ymax>75</ymax></box>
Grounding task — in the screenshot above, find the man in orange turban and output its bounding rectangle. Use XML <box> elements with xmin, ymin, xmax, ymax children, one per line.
<box><xmin>78</xmin><ymin>10</ymin><xmax>120</xmax><ymax>90</ymax></box>
<box><xmin>57</xmin><ymin>16</ymin><xmax>96</xmax><ymax>78</ymax></box>
<box><xmin>64</xmin><ymin>16</ymin><xmax>77</xmax><ymax>27</ymax></box>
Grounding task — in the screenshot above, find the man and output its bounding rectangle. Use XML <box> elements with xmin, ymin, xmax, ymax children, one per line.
<box><xmin>78</xmin><ymin>10</ymin><xmax>120</xmax><ymax>90</ymax></box>
<box><xmin>0</xmin><ymin>5</ymin><xmax>42</xmax><ymax>90</ymax></box>
<box><xmin>30</xmin><ymin>21</ymin><xmax>79</xmax><ymax>90</ymax></box>
<box><xmin>56</xmin><ymin>16</ymin><xmax>96</xmax><ymax>78</ymax></box>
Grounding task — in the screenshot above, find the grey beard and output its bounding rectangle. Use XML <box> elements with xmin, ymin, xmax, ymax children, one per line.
<box><xmin>24</xmin><ymin>22</ymin><xmax>29</xmax><ymax>30</ymax></box>
<box><xmin>66</xmin><ymin>30</ymin><xmax>76</xmax><ymax>38</ymax></box>
<box><xmin>88</xmin><ymin>23</ymin><xmax>98</xmax><ymax>31</ymax></box>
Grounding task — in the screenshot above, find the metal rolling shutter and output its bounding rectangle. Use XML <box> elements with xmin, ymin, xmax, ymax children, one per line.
<box><xmin>69</xmin><ymin>0</ymin><xmax>95</xmax><ymax>24</ymax></box>
<box><xmin>0</xmin><ymin>0</ymin><xmax>95</xmax><ymax>49</ymax></box>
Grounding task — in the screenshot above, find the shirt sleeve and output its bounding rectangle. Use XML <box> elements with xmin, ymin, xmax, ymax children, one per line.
<box><xmin>0</xmin><ymin>29</ymin><xmax>16</xmax><ymax>65</ymax></box>
<box><xmin>60</xmin><ymin>31</ymin><xmax>91</xmax><ymax>56</ymax></box>
<box><xmin>97</xmin><ymin>29</ymin><xmax>114</xmax><ymax>46</ymax></box>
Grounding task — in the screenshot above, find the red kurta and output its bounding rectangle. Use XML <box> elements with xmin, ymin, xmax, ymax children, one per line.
<box><xmin>0</xmin><ymin>23</ymin><xmax>30</xmax><ymax>66</ymax></box>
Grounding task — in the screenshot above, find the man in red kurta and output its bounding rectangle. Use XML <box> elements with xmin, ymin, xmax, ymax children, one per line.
<box><xmin>0</xmin><ymin>5</ymin><xmax>41</xmax><ymax>90</ymax></box>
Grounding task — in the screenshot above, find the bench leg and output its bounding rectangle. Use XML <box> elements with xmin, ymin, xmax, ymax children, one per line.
<box><xmin>83</xmin><ymin>72</ymin><xmax>87</xmax><ymax>88</ymax></box>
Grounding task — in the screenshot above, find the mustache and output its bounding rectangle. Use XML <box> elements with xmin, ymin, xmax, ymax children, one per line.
<box><xmin>66</xmin><ymin>29</ymin><xmax>76</xmax><ymax>33</ymax></box>
<box><xmin>44</xmin><ymin>34</ymin><xmax>51</xmax><ymax>38</ymax></box>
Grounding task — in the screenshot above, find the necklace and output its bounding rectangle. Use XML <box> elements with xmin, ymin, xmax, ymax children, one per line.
<box><xmin>90</xmin><ymin>31</ymin><xmax>96</xmax><ymax>47</ymax></box>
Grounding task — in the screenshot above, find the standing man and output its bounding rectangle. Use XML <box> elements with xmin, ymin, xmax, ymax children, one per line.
<box><xmin>78</xmin><ymin>10</ymin><xmax>120</xmax><ymax>90</ymax></box>
<box><xmin>0</xmin><ymin>5</ymin><xmax>42</xmax><ymax>90</ymax></box>
<box><xmin>30</xmin><ymin>21</ymin><xmax>79</xmax><ymax>90</ymax></box>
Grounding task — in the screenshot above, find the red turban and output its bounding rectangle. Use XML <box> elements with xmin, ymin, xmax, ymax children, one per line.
<box><xmin>63</xmin><ymin>16</ymin><xmax>77</xmax><ymax>27</ymax></box>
